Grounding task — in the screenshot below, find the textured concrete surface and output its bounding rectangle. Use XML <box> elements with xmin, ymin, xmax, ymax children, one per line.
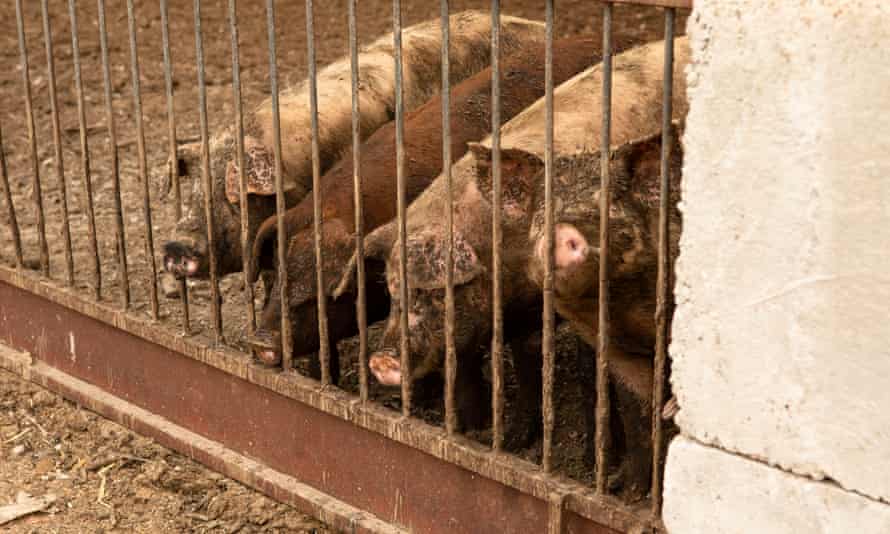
<box><xmin>664</xmin><ymin>438</ymin><xmax>890</xmax><ymax>534</ymax></box>
<box><xmin>668</xmin><ymin>0</ymin><xmax>890</xmax><ymax>510</ymax></box>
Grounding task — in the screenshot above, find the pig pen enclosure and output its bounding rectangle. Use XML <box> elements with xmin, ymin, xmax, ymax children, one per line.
<box><xmin>0</xmin><ymin>0</ymin><xmax>690</xmax><ymax>532</ymax></box>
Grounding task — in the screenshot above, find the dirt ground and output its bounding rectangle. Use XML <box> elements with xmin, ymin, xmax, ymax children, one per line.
<box><xmin>0</xmin><ymin>0</ymin><xmax>689</xmax><ymax>527</ymax></box>
<box><xmin>0</xmin><ymin>367</ymin><xmax>329</xmax><ymax>533</ymax></box>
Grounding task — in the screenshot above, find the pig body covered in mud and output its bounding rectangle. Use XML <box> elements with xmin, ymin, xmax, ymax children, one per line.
<box><xmin>247</xmin><ymin>35</ymin><xmax>605</xmax><ymax>384</ymax></box>
<box><xmin>161</xmin><ymin>11</ymin><xmax>546</xmax><ymax>283</ymax></box>
<box><xmin>337</xmin><ymin>37</ymin><xmax>689</xmax><ymax>491</ymax></box>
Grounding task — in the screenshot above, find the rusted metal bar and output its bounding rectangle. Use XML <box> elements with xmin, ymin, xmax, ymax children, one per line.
<box><xmin>97</xmin><ymin>0</ymin><xmax>130</xmax><ymax>309</ymax></box>
<box><xmin>14</xmin><ymin>0</ymin><xmax>49</xmax><ymax>277</ymax></box>
<box><xmin>160</xmin><ymin>0</ymin><xmax>182</xmax><ymax>222</ymax></box>
<box><xmin>305</xmin><ymin>0</ymin><xmax>332</xmax><ymax>386</ymax></box>
<box><xmin>393</xmin><ymin>0</ymin><xmax>411</xmax><ymax>417</ymax></box>
<box><xmin>266</xmin><ymin>0</ymin><xmax>292</xmax><ymax>370</ymax></box>
<box><xmin>348</xmin><ymin>0</ymin><xmax>369</xmax><ymax>401</ymax></box>
<box><xmin>41</xmin><ymin>0</ymin><xmax>75</xmax><ymax>287</ymax></box>
<box><xmin>541</xmin><ymin>0</ymin><xmax>556</xmax><ymax>474</ymax></box>
<box><xmin>548</xmin><ymin>493</ymin><xmax>566</xmax><ymax>534</ymax></box>
<box><xmin>126</xmin><ymin>0</ymin><xmax>160</xmax><ymax>320</ymax></box>
<box><xmin>595</xmin><ymin>2</ymin><xmax>614</xmax><ymax>495</ymax></box>
<box><xmin>0</xmin><ymin>345</ymin><xmax>404</xmax><ymax>534</ymax></box>
<box><xmin>192</xmin><ymin>0</ymin><xmax>222</xmax><ymax>338</ymax></box>
<box><xmin>228</xmin><ymin>0</ymin><xmax>255</xmax><ymax>337</ymax></box>
<box><xmin>441</xmin><ymin>0</ymin><xmax>457</xmax><ymax>436</ymax></box>
<box><xmin>0</xmin><ymin>266</ymin><xmax>646</xmax><ymax>533</ymax></box>
<box><xmin>160</xmin><ymin>0</ymin><xmax>190</xmax><ymax>332</ymax></box>
<box><xmin>489</xmin><ymin>0</ymin><xmax>504</xmax><ymax>453</ymax></box>
<box><xmin>0</xmin><ymin>122</ymin><xmax>23</xmax><ymax>270</ymax></box>
<box><xmin>68</xmin><ymin>0</ymin><xmax>102</xmax><ymax>301</ymax></box>
<box><xmin>651</xmin><ymin>8</ymin><xmax>676</xmax><ymax>516</ymax></box>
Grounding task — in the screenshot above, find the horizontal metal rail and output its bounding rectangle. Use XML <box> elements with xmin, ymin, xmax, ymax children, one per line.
<box><xmin>0</xmin><ymin>266</ymin><xmax>657</xmax><ymax>533</ymax></box>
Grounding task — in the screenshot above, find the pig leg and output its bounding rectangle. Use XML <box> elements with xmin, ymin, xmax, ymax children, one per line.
<box><xmin>454</xmin><ymin>350</ymin><xmax>490</xmax><ymax>433</ymax></box>
<box><xmin>306</xmin><ymin>342</ymin><xmax>341</xmax><ymax>387</ymax></box>
<box><xmin>506</xmin><ymin>329</ymin><xmax>543</xmax><ymax>451</ymax></box>
<box><xmin>602</xmin><ymin>348</ymin><xmax>654</xmax><ymax>500</ymax></box>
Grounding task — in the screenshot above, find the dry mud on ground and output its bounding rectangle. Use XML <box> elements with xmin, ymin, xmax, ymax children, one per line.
<box><xmin>0</xmin><ymin>368</ymin><xmax>330</xmax><ymax>533</ymax></box>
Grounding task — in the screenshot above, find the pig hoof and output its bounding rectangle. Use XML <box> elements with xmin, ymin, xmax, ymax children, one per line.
<box><xmin>162</xmin><ymin>241</ymin><xmax>202</xmax><ymax>279</ymax></box>
<box><xmin>249</xmin><ymin>330</ymin><xmax>282</xmax><ymax>367</ymax></box>
<box><xmin>369</xmin><ymin>352</ymin><xmax>402</xmax><ymax>386</ymax></box>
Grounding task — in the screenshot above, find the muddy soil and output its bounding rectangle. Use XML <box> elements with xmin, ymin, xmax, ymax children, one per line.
<box><xmin>0</xmin><ymin>0</ymin><xmax>688</xmax><ymax>501</ymax></box>
<box><xmin>0</xmin><ymin>367</ymin><xmax>329</xmax><ymax>533</ymax></box>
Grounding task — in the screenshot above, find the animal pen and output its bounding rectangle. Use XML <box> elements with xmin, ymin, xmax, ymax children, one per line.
<box><xmin>0</xmin><ymin>0</ymin><xmax>691</xmax><ymax>532</ymax></box>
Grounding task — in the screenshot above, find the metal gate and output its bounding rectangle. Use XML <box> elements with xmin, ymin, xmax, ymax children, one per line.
<box><xmin>0</xmin><ymin>1</ymin><xmax>691</xmax><ymax>532</ymax></box>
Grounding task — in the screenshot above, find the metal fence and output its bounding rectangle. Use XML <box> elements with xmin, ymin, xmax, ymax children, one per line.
<box><xmin>0</xmin><ymin>0</ymin><xmax>691</xmax><ymax>531</ymax></box>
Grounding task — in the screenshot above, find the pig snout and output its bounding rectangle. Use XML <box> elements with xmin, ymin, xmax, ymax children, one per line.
<box><xmin>162</xmin><ymin>239</ymin><xmax>206</xmax><ymax>279</ymax></box>
<box><xmin>369</xmin><ymin>349</ymin><xmax>402</xmax><ymax>386</ymax></box>
<box><xmin>536</xmin><ymin>223</ymin><xmax>592</xmax><ymax>271</ymax></box>
<box><xmin>249</xmin><ymin>328</ymin><xmax>282</xmax><ymax>366</ymax></box>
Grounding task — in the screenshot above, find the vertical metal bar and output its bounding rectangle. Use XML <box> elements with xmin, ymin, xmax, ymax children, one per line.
<box><xmin>541</xmin><ymin>0</ymin><xmax>556</xmax><ymax>474</ymax></box>
<box><xmin>160</xmin><ymin>0</ymin><xmax>190</xmax><ymax>332</ymax></box>
<box><xmin>651</xmin><ymin>8</ymin><xmax>676</xmax><ymax>515</ymax></box>
<box><xmin>393</xmin><ymin>0</ymin><xmax>411</xmax><ymax>417</ymax></box>
<box><xmin>97</xmin><ymin>0</ymin><xmax>130</xmax><ymax>308</ymax></box>
<box><xmin>306</xmin><ymin>0</ymin><xmax>332</xmax><ymax>386</ymax></box>
<box><xmin>489</xmin><ymin>0</ymin><xmax>504</xmax><ymax>453</ymax></box>
<box><xmin>266</xmin><ymin>0</ymin><xmax>292</xmax><ymax>370</ymax></box>
<box><xmin>0</xmin><ymin>121</ymin><xmax>23</xmax><ymax>270</ymax></box>
<box><xmin>547</xmin><ymin>493</ymin><xmax>566</xmax><ymax>534</ymax></box>
<box><xmin>349</xmin><ymin>0</ymin><xmax>369</xmax><ymax>401</ymax></box>
<box><xmin>127</xmin><ymin>0</ymin><xmax>160</xmax><ymax>320</ymax></box>
<box><xmin>595</xmin><ymin>2</ymin><xmax>614</xmax><ymax>495</ymax></box>
<box><xmin>69</xmin><ymin>0</ymin><xmax>102</xmax><ymax>301</ymax></box>
<box><xmin>15</xmin><ymin>0</ymin><xmax>49</xmax><ymax>277</ymax></box>
<box><xmin>228</xmin><ymin>0</ymin><xmax>254</xmax><ymax>336</ymax></box>
<box><xmin>41</xmin><ymin>0</ymin><xmax>75</xmax><ymax>287</ymax></box>
<box><xmin>441</xmin><ymin>0</ymin><xmax>457</xmax><ymax>436</ymax></box>
<box><xmin>192</xmin><ymin>0</ymin><xmax>222</xmax><ymax>338</ymax></box>
<box><xmin>160</xmin><ymin>0</ymin><xmax>182</xmax><ymax>221</ymax></box>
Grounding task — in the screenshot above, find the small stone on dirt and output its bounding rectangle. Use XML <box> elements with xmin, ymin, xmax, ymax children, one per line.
<box><xmin>34</xmin><ymin>457</ymin><xmax>55</xmax><ymax>475</ymax></box>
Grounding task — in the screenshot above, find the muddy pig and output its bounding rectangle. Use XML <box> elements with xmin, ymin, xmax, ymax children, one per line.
<box><xmin>161</xmin><ymin>11</ymin><xmax>546</xmax><ymax>288</ymax></box>
<box><xmin>246</xmin><ymin>36</ymin><xmax>607</xmax><ymax>384</ymax></box>
<box><xmin>334</xmin><ymin>38</ymin><xmax>688</xmax><ymax>459</ymax></box>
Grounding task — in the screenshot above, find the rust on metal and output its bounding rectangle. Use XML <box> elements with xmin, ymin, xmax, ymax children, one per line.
<box><xmin>607</xmin><ymin>0</ymin><xmax>692</xmax><ymax>8</ymax></box>
<box><xmin>306</xmin><ymin>0</ymin><xmax>332</xmax><ymax>385</ymax></box>
<box><xmin>97</xmin><ymin>0</ymin><xmax>130</xmax><ymax>309</ymax></box>
<box><xmin>541</xmin><ymin>0</ymin><xmax>556</xmax><ymax>474</ymax></box>
<box><xmin>0</xmin><ymin>266</ymin><xmax>651</xmax><ymax>533</ymax></box>
<box><xmin>0</xmin><ymin>274</ymin><xmax>639</xmax><ymax>534</ymax></box>
<box><xmin>650</xmin><ymin>8</ymin><xmax>676</xmax><ymax>516</ymax></box>
<box><xmin>126</xmin><ymin>0</ymin><xmax>160</xmax><ymax>319</ymax></box>
<box><xmin>0</xmin><ymin>120</ymin><xmax>23</xmax><ymax>269</ymax></box>
<box><xmin>265</xmin><ymin>0</ymin><xmax>292</xmax><ymax>370</ymax></box>
<box><xmin>41</xmin><ymin>0</ymin><xmax>75</xmax><ymax>287</ymax></box>
<box><xmin>228</xmin><ymin>0</ymin><xmax>256</xmax><ymax>336</ymax></box>
<box><xmin>393</xmin><ymin>0</ymin><xmax>412</xmax><ymax>417</ymax></box>
<box><xmin>68</xmin><ymin>0</ymin><xmax>102</xmax><ymax>301</ymax></box>
<box><xmin>192</xmin><ymin>0</ymin><xmax>222</xmax><ymax>337</ymax></box>
<box><xmin>595</xmin><ymin>1</ymin><xmax>614</xmax><ymax>494</ymax></box>
<box><xmin>489</xmin><ymin>0</ymin><xmax>505</xmax><ymax>453</ymax></box>
<box><xmin>160</xmin><ymin>0</ymin><xmax>191</xmax><ymax>332</ymax></box>
<box><xmin>348</xmin><ymin>0</ymin><xmax>370</xmax><ymax>401</ymax></box>
<box><xmin>441</xmin><ymin>0</ymin><xmax>458</xmax><ymax>436</ymax></box>
<box><xmin>15</xmin><ymin>0</ymin><xmax>49</xmax><ymax>277</ymax></box>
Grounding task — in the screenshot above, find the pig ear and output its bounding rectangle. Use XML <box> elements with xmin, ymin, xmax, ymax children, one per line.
<box><xmin>611</xmin><ymin>122</ymin><xmax>683</xmax><ymax>187</ymax></box>
<box><xmin>470</xmin><ymin>143</ymin><xmax>545</xmax><ymax>219</ymax></box>
<box><xmin>224</xmin><ymin>136</ymin><xmax>276</xmax><ymax>205</ymax></box>
<box><xmin>405</xmin><ymin>229</ymin><xmax>483</xmax><ymax>290</ymax></box>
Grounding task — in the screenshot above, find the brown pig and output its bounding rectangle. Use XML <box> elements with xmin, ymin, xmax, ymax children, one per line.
<box><xmin>247</xmin><ymin>35</ymin><xmax>610</xmax><ymax>384</ymax></box>
<box><xmin>334</xmin><ymin>37</ymin><xmax>689</xmax><ymax>462</ymax></box>
<box><xmin>161</xmin><ymin>11</ymin><xmax>546</xmax><ymax>285</ymax></box>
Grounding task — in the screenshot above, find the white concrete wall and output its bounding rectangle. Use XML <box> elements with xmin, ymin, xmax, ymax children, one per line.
<box><xmin>665</xmin><ymin>0</ymin><xmax>890</xmax><ymax>531</ymax></box>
